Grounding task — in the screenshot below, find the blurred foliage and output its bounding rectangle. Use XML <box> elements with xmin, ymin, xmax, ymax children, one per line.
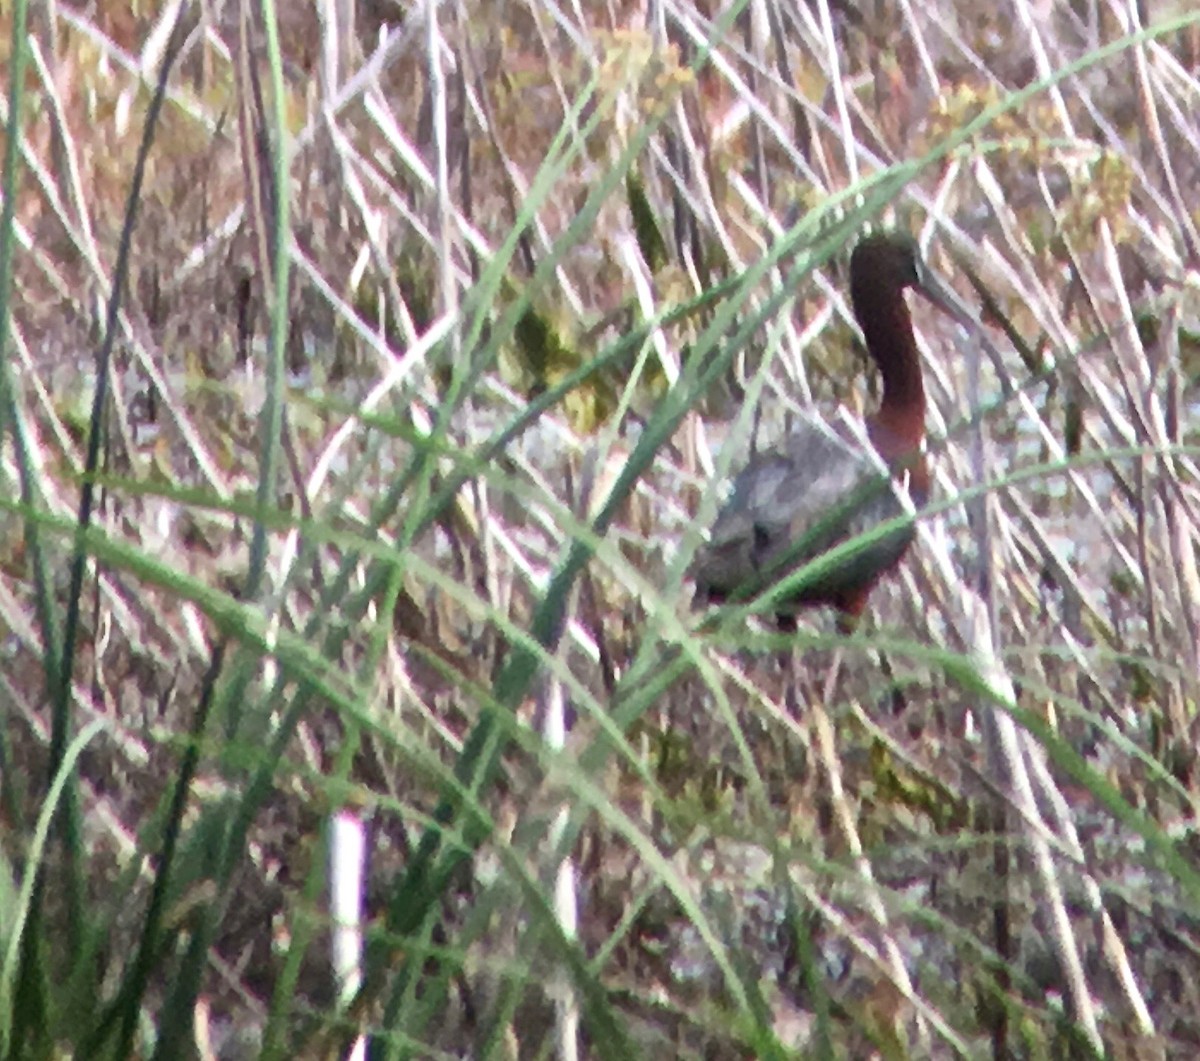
<box><xmin>626</xmin><ymin>169</ymin><xmax>668</xmax><ymax>274</ymax></box>
<box><xmin>869</xmin><ymin>740</ymin><xmax>970</xmax><ymax>835</ymax></box>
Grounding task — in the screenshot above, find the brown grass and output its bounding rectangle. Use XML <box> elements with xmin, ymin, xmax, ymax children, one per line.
<box><xmin>4</xmin><ymin>0</ymin><xmax>1200</xmax><ymax>1056</ymax></box>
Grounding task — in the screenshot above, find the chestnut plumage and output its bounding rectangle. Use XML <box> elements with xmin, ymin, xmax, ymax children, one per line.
<box><xmin>690</xmin><ymin>232</ymin><xmax>954</xmax><ymax>624</ymax></box>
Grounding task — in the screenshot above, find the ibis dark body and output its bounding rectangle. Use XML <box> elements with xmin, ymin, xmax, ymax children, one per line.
<box><xmin>690</xmin><ymin>233</ymin><xmax>944</xmax><ymax>624</ymax></box>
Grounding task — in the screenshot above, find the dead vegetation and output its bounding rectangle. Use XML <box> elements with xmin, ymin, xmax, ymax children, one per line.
<box><xmin>3</xmin><ymin>0</ymin><xmax>1200</xmax><ymax>1057</ymax></box>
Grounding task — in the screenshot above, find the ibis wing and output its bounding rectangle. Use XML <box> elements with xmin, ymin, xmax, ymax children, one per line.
<box><xmin>691</xmin><ymin>425</ymin><xmax>912</xmax><ymax>605</ymax></box>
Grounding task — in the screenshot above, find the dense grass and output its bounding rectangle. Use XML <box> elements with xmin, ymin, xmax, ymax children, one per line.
<box><xmin>2</xmin><ymin>0</ymin><xmax>1200</xmax><ymax>1057</ymax></box>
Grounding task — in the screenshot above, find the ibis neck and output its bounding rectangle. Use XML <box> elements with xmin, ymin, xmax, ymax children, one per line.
<box><xmin>860</xmin><ymin>291</ymin><xmax>925</xmax><ymax>449</ymax></box>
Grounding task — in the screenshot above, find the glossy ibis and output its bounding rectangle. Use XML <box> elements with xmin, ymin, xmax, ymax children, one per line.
<box><xmin>690</xmin><ymin>232</ymin><xmax>960</xmax><ymax>626</ymax></box>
